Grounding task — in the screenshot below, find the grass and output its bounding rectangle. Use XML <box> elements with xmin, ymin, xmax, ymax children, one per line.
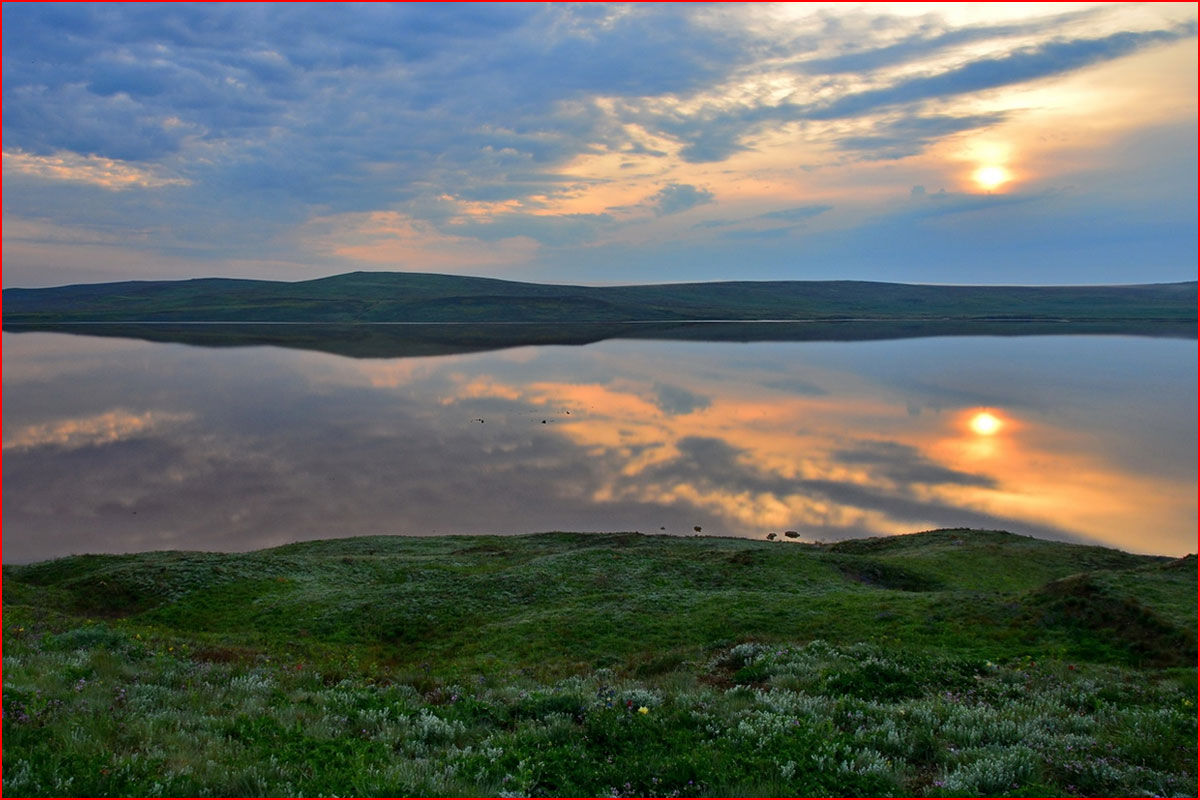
<box><xmin>3</xmin><ymin>528</ymin><xmax>1196</xmax><ymax>796</ymax></box>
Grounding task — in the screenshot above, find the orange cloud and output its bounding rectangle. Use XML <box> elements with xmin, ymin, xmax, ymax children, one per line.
<box><xmin>3</xmin><ymin>150</ymin><xmax>189</xmax><ymax>190</ymax></box>
<box><xmin>302</xmin><ymin>210</ymin><xmax>540</xmax><ymax>272</ymax></box>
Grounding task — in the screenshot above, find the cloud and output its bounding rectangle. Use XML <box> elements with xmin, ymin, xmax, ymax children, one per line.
<box><xmin>0</xmin><ymin>4</ymin><xmax>751</xmax><ymax>169</ymax></box>
<box><xmin>792</xmin><ymin>7</ymin><xmax>1107</xmax><ymax>75</ymax></box>
<box><xmin>834</xmin><ymin>113</ymin><xmax>1009</xmax><ymax>160</ymax></box>
<box><xmin>757</xmin><ymin>204</ymin><xmax>833</xmax><ymax>223</ymax></box>
<box><xmin>651</xmin><ymin>183</ymin><xmax>715</xmax><ymax>216</ymax></box>
<box><xmin>720</xmin><ymin>227</ymin><xmax>795</xmax><ymax>241</ymax></box>
<box><xmin>304</xmin><ymin>210</ymin><xmax>541</xmax><ymax>272</ymax></box>
<box><xmin>634</xmin><ymin>24</ymin><xmax>1193</xmax><ymax>168</ymax></box>
<box><xmin>910</xmin><ymin>188</ymin><xmax>1048</xmax><ymax>218</ymax></box>
<box><xmin>3</xmin><ymin>149</ymin><xmax>191</xmax><ymax>190</ymax></box>
<box><xmin>761</xmin><ymin>377</ymin><xmax>827</xmax><ymax>396</ymax></box>
<box><xmin>704</xmin><ymin>203</ymin><xmax>833</xmax><ymax>239</ymax></box>
<box><xmin>1</xmin><ymin>3</ymin><xmax>763</xmax><ymax>266</ymax></box>
<box><xmin>444</xmin><ymin>212</ymin><xmax>616</xmax><ymax>247</ymax></box>
<box><xmin>805</xmin><ymin>26</ymin><xmax>1196</xmax><ymax>120</ymax></box>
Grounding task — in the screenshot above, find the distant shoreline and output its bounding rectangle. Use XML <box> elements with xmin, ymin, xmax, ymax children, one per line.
<box><xmin>4</xmin><ymin>271</ymin><xmax>1195</xmax><ymax>325</ymax></box>
<box><xmin>3</xmin><ymin>316</ymin><xmax>1188</xmax><ymax>325</ymax></box>
<box><xmin>6</xmin><ymin>317</ymin><xmax>1192</xmax><ymax>360</ymax></box>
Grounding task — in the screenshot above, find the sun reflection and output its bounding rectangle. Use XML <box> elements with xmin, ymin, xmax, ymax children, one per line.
<box><xmin>336</xmin><ymin>343</ymin><xmax>1194</xmax><ymax>556</ymax></box>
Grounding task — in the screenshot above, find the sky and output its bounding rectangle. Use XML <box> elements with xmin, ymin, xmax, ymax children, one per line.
<box><xmin>2</xmin><ymin>2</ymin><xmax>1196</xmax><ymax>288</ymax></box>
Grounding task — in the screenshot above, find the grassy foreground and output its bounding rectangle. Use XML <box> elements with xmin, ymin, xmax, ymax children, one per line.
<box><xmin>3</xmin><ymin>529</ymin><xmax>1196</xmax><ymax>797</ymax></box>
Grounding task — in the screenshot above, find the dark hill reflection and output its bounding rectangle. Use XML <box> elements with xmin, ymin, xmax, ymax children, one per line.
<box><xmin>2</xmin><ymin>330</ymin><xmax>1195</xmax><ymax>563</ymax></box>
<box><xmin>3</xmin><ymin>318</ymin><xmax>1193</xmax><ymax>359</ymax></box>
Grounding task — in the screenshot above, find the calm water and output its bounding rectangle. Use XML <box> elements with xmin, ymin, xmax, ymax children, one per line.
<box><xmin>3</xmin><ymin>328</ymin><xmax>1195</xmax><ymax>562</ymax></box>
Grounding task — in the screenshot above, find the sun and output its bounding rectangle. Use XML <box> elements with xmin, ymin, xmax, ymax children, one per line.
<box><xmin>969</xmin><ymin>411</ymin><xmax>1003</xmax><ymax>436</ymax></box>
<box><xmin>972</xmin><ymin>165</ymin><xmax>1011</xmax><ymax>192</ymax></box>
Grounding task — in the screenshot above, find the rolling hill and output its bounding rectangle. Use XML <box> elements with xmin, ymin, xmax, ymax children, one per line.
<box><xmin>3</xmin><ymin>529</ymin><xmax>1196</xmax><ymax>796</ymax></box>
<box><xmin>4</xmin><ymin>271</ymin><xmax>1196</xmax><ymax>323</ymax></box>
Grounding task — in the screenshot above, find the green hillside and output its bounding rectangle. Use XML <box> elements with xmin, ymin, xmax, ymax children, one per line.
<box><xmin>4</xmin><ymin>529</ymin><xmax>1196</xmax><ymax>796</ymax></box>
<box><xmin>3</xmin><ymin>271</ymin><xmax>1196</xmax><ymax>323</ymax></box>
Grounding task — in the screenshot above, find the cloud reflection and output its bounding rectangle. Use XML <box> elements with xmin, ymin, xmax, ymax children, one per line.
<box><xmin>440</xmin><ymin>370</ymin><xmax>1079</xmax><ymax>544</ymax></box>
<box><xmin>3</xmin><ymin>409</ymin><xmax>193</xmax><ymax>452</ymax></box>
<box><xmin>2</xmin><ymin>331</ymin><xmax>1194</xmax><ymax>561</ymax></box>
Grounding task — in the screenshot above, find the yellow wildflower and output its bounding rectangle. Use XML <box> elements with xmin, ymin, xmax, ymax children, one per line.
<box><xmin>637</xmin><ymin>706</ymin><xmax>649</xmax><ymax>715</ymax></box>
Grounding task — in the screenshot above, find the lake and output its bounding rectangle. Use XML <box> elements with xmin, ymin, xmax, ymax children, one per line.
<box><xmin>3</xmin><ymin>326</ymin><xmax>1195</xmax><ymax>562</ymax></box>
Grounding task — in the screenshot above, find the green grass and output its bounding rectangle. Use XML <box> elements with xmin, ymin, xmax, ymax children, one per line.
<box><xmin>4</xmin><ymin>529</ymin><xmax>1196</xmax><ymax>796</ymax></box>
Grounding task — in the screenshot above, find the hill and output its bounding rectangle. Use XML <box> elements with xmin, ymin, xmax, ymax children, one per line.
<box><xmin>3</xmin><ymin>271</ymin><xmax>1196</xmax><ymax>324</ymax></box>
<box><xmin>3</xmin><ymin>529</ymin><xmax>1196</xmax><ymax>796</ymax></box>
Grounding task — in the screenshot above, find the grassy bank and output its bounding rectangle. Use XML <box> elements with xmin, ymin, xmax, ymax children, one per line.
<box><xmin>3</xmin><ymin>529</ymin><xmax>1196</xmax><ymax>796</ymax></box>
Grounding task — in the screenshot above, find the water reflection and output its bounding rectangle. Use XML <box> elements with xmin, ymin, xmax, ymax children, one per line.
<box><xmin>2</xmin><ymin>331</ymin><xmax>1195</xmax><ymax>562</ymax></box>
